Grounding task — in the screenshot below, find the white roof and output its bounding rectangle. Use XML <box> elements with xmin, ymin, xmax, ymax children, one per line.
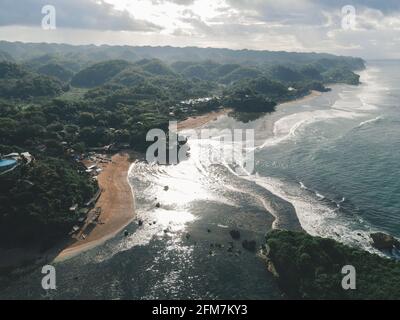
<box><xmin>4</xmin><ymin>153</ymin><xmax>19</xmax><ymax>157</ymax></box>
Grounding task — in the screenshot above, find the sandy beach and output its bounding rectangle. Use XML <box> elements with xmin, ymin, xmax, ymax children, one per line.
<box><xmin>278</xmin><ymin>90</ymin><xmax>322</xmax><ymax>107</ymax></box>
<box><xmin>54</xmin><ymin>90</ymin><xmax>321</xmax><ymax>261</ymax></box>
<box><xmin>177</xmin><ymin>91</ymin><xmax>321</xmax><ymax>131</ymax></box>
<box><xmin>55</xmin><ymin>152</ymin><xmax>135</xmax><ymax>261</ymax></box>
<box><xmin>177</xmin><ymin>109</ymin><xmax>231</xmax><ymax>131</ymax></box>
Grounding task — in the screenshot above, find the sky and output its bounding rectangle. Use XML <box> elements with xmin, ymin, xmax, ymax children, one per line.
<box><xmin>0</xmin><ymin>0</ymin><xmax>400</xmax><ymax>58</ymax></box>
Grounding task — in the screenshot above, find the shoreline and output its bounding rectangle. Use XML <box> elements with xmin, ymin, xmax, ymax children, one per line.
<box><xmin>177</xmin><ymin>108</ymin><xmax>231</xmax><ymax>131</ymax></box>
<box><xmin>3</xmin><ymin>90</ymin><xmax>322</xmax><ymax>267</ymax></box>
<box><xmin>54</xmin><ymin>151</ymin><xmax>135</xmax><ymax>261</ymax></box>
<box><xmin>177</xmin><ymin>90</ymin><xmax>322</xmax><ymax>131</ymax></box>
<box><xmin>57</xmin><ymin>89</ymin><xmax>321</xmax><ymax>260</ymax></box>
<box><xmin>277</xmin><ymin>90</ymin><xmax>322</xmax><ymax>107</ymax></box>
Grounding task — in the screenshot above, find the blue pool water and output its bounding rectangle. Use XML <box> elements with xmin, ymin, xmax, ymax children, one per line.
<box><xmin>0</xmin><ymin>159</ymin><xmax>17</xmax><ymax>168</ymax></box>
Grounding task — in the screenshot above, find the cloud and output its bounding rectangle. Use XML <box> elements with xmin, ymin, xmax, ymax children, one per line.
<box><xmin>152</xmin><ymin>0</ymin><xmax>196</xmax><ymax>5</ymax></box>
<box><xmin>0</xmin><ymin>0</ymin><xmax>161</xmax><ymax>31</ymax></box>
<box><xmin>1</xmin><ymin>0</ymin><xmax>400</xmax><ymax>58</ymax></box>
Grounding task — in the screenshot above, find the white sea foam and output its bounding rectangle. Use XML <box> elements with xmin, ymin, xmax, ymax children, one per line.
<box><xmin>299</xmin><ymin>182</ymin><xmax>308</xmax><ymax>190</ymax></box>
<box><xmin>254</xmin><ymin>66</ymin><xmax>386</xmax><ymax>152</ymax></box>
<box><xmin>245</xmin><ymin>174</ymin><xmax>379</xmax><ymax>253</ymax></box>
<box><xmin>315</xmin><ymin>192</ymin><xmax>325</xmax><ymax>200</ymax></box>
<box><xmin>255</xmin><ymin>108</ymin><xmax>362</xmax><ymax>150</ymax></box>
<box><xmin>358</xmin><ymin>116</ymin><xmax>383</xmax><ymax>128</ymax></box>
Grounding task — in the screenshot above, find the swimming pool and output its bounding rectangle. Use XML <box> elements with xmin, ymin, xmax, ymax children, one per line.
<box><xmin>0</xmin><ymin>159</ymin><xmax>17</xmax><ymax>169</ymax></box>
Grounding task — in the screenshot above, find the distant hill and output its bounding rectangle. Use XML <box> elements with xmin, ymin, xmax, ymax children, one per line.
<box><xmin>110</xmin><ymin>67</ymin><xmax>151</xmax><ymax>86</ymax></box>
<box><xmin>0</xmin><ymin>61</ymin><xmax>64</xmax><ymax>99</ymax></box>
<box><xmin>0</xmin><ymin>61</ymin><xmax>28</xmax><ymax>79</ymax></box>
<box><xmin>37</xmin><ymin>63</ymin><xmax>74</xmax><ymax>82</ymax></box>
<box><xmin>0</xmin><ymin>41</ymin><xmax>365</xmax><ymax>70</ymax></box>
<box><xmin>133</xmin><ymin>59</ymin><xmax>176</xmax><ymax>76</ymax></box>
<box><xmin>71</xmin><ymin>60</ymin><xmax>132</xmax><ymax>88</ymax></box>
<box><xmin>0</xmin><ymin>50</ymin><xmax>14</xmax><ymax>62</ymax></box>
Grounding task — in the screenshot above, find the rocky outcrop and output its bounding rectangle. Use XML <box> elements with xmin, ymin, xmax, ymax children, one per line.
<box><xmin>242</xmin><ymin>240</ymin><xmax>257</xmax><ymax>252</ymax></box>
<box><xmin>229</xmin><ymin>229</ymin><xmax>241</xmax><ymax>240</ymax></box>
<box><xmin>370</xmin><ymin>232</ymin><xmax>400</xmax><ymax>250</ymax></box>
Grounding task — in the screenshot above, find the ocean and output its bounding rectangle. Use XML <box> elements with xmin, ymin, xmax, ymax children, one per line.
<box><xmin>1</xmin><ymin>60</ymin><xmax>399</xmax><ymax>299</ymax></box>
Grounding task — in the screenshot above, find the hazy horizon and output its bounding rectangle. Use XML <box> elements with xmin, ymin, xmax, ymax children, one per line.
<box><xmin>1</xmin><ymin>1</ymin><xmax>400</xmax><ymax>60</ymax></box>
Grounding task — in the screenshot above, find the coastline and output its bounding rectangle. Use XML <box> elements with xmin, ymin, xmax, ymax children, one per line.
<box><xmin>54</xmin><ymin>151</ymin><xmax>135</xmax><ymax>261</ymax></box>
<box><xmin>55</xmin><ymin>90</ymin><xmax>322</xmax><ymax>261</ymax></box>
<box><xmin>277</xmin><ymin>90</ymin><xmax>322</xmax><ymax>107</ymax></box>
<box><xmin>177</xmin><ymin>90</ymin><xmax>322</xmax><ymax>131</ymax></box>
<box><xmin>177</xmin><ymin>109</ymin><xmax>231</xmax><ymax>131</ymax></box>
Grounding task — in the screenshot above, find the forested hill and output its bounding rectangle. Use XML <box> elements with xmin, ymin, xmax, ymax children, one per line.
<box><xmin>264</xmin><ymin>230</ymin><xmax>400</xmax><ymax>299</ymax></box>
<box><xmin>0</xmin><ymin>41</ymin><xmax>365</xmax><ymax>70</ymax></box>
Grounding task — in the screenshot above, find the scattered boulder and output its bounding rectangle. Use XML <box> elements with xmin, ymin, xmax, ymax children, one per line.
<box><xmin>138</xmin><ymin>219</ymin><xmax>143</xmax><ymax>226</ymax></box>
<box><xmin>124</xmin><ymin>230</ymin><xmax>129</xmax><ymax>237</ymax></box>
<box><xmin>229</xmin><ymin>229</ymin><xmax>241</xmax><ymax>240</ymax></box>
<box><xmin>155</xmin><ymin>202</ymin><xmax>161</xmax><ymax>208</ymax></box>
<box><xmin>370</xmin><ymin>232</ymin><xmax>400</xmax><ymax>250</ymax></box>
<box><xmin>207</xmin><ymin>228</ymin><xmax>211</xmax><ymax>233</ymax></box>
<box><xmin>164</xmin><ymin>186</ymin><xmax>169</xmax><ymax>191</ymax></box>
<box><xmin>242</xmin><ymin>240</ymin><xmax>257</xmax><ymax>252</ymax></box>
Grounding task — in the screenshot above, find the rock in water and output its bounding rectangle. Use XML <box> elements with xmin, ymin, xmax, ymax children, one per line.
<box><xmin>229</xmin><ymin>229</ymin><xmax>241</xmax><ymax>240</ymax></box>
<box><xmin>370</xmin><ymin>232</ymin><xmax>400</xmax><ymax>250</ymax></box>
<box><xmin>242</xmin><ymin>240</ymin><xmax>257</xmax><ymax>252</ymax></box>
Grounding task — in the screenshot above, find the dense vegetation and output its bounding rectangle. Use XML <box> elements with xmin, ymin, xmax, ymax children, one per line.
<box><xmin>0</xmin><ymin>62</ymin><xmax>65</xmax><ymax>99</ymax></box>
<box><xmin>0</xmin><ymin>41</ymin><xmax>365</xmax><ymax>250</ymax></box>
<box><xmin>0</xmin><ymin>154</ymin><xmax>96</xmax><ymax>248</ymax></box>
<box><xmin>71</xmin><ymin>60</ymin><xmax>133</xmax><ymax>88</ymax></box>
<box><xmin>265</xmin><ymin>230</ymin><xmax>400</xmax><ymax>299</ymax></box>
<box><xmin>37</xmin><ymin>63</ymin><xmax>74</xmax><ymax>82</ymax></box>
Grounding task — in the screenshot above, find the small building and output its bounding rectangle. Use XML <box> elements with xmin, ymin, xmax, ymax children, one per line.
<box><xmin>87</xmin><ymin>164</ymin><xmax>97</xmax><ymax>170</ymax></box>
<box><xmin>21</xmin><ymin>152</ymin><xmax>33</xmax><ymax>164</ymax></box>
<box><xmin>84</xmin><ymin>189</ymin><xmax>101</xmax><ymax>207</ymax></box>
<box><xmin>69</xmin><ymin>204</ymin><xmax>78</xmax><ymax>213</ymax></box>
<box><xmin>3</xmin><ymin>153</ymin><xmax>19</xmax><ymax>160</ymax></box>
